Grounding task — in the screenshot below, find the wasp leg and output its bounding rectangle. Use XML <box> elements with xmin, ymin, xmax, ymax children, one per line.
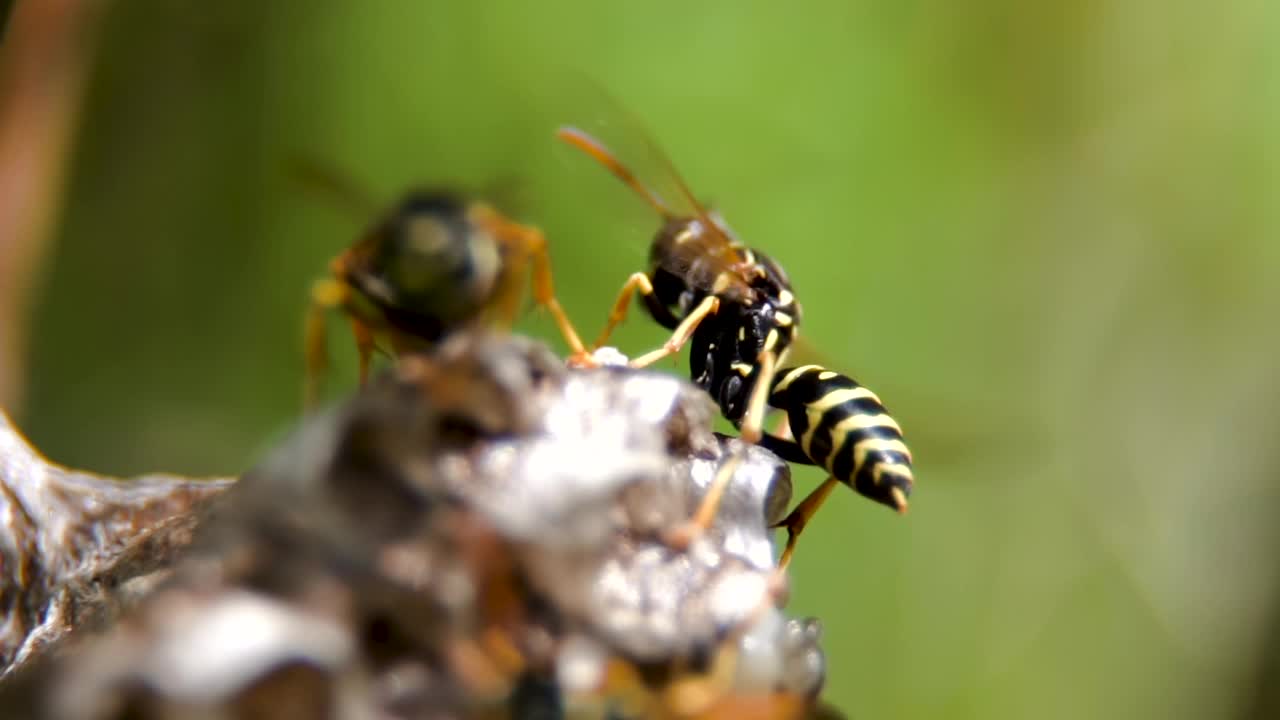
<box><xmin>517</xmin><ymin>226</ymin><xmax>588</xmax><ymax>356</ymax></box>
<box><xmin>304</xmin><ymin>278</ymin><xmax>352</xmax><ymax>409</ymax></box>
<box><xmin>591</xmin><ymin>272</ymin><xmax>651</xmax><ymax>349</ymax></box>
<box><xmin>477</xmin><ymin>207</ymin><xmax>588</xmax><ymax>357</ymax></box>
<box><xmin>638</xmin><ymin>284</ymin><xmax>682</xmax><ymax>331</ymax></box>
<box><xmin>774</xmin><ymin>477</ymin><xmax>839</xmax><ymax>570</ymax></box>
<box><xmin>737</xmin><ymin>350</ymin><xmax>779</xmax><ymax>444</ymax></box>
<box><xmin>665</xmin><ymin>449</ymin><xmax>742</xmax><ymax>550</ymax></box>
<box><xmin>350</xmin><ymin>317</ymin><xmax>376</xmax><ymax>386</ymax></box>
<box><xmin>757</xmin><ymin>432</ymin><xmax>814</xmax><ymax>465</ymax></box>
<box><xmin>591</xmin><ymin>272</ymin><xmax>683</xmax><ymax>353</ymax></box>
<box><xmin>771</xmin><ymin>413</ymin><xmax>793</xmax><ymax>441</ymax></box>
<box><xmin>630</xmin><ymin>295</ymin><xmax>719</xmax><ymax>369</ymax></box>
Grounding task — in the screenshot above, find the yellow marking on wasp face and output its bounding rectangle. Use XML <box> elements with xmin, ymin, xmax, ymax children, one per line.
<box><xmin>853</xmin><ymin>437</ymin><xmax>913</xmax><ymax>471</ymax></box>
<box><xmin>772</xmin><ymin>365</ymin><xmax>822</xmax><ymax>394</ymax></box>
<box><xmin>764</xmin><ymin>329</ymin><xmax>779</xmax><ymax>351</ymax></box>
<box><xmin>775</xmin><ymin>312</ymin><xmax>793</xmax><ymax>327</ymax></box>
<box><xmin>466</xmin><ymin>233</ymin><xmax>502</xmax><ymax>296</ymax></box>
<box><xmin>818</xmin><ymin>371</ymin><xmax>838</xmax><ymax>380</ymax></box>
<box><xmin>778</xmin><ymin>289</ymin><xmax>794</xmax><ymax>306</ymax></box>
<box><xmin>406</xmin><ymin>217</ymin><xmax>452</xmax><ymax>254</ymax></box>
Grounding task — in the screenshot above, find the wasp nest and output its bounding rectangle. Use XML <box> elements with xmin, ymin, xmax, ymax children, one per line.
<box><xmin>0</xmin><ymin>333</ymin><xmax>827</xmax><ymax>719</ymax></box>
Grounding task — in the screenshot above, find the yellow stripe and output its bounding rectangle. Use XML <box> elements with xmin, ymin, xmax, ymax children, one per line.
<box><xmin>810</xmin><ymin>387</ymin><xmax>882</xmax><ymax>414</ymax></box>
<box><xmin>778</xmin><ymin>289</ymin><xmax>794</xmax><ymax>306</ymax></box>
<box><xmin>829</xmin><ymin>409</ymin><xmax>901</xmax><ymax>430</ymax></box>
<box><xmin>818</xmin><ymin>371</ymin><xmax>838</xmax><ymax>380</ymax></box>
<box><xmin>852</xmin><ymin>437</ymin><xmax>913</xmax><ymax>471</ymax></box>
<box><xmin>873</xmin><ymin>462</ymin><xmax>915</xmax><ymax>486</ymax></box>
<box><xmin>829</xmin><ymin>413</ymin><xmax>901</xmax><ymax>451</ymax></box>
<box><xmin>775</xmin><ymin>312</ymin><xmax>793</xmax><ymax>327</ymax></box>
<box><xmin>772</xmin><ymin>365</ymin><xmax>821</xmax><ymax>393</ymax></box>
<box><xmin>800</xmin><ymin>413</ymin><xmax>822</xmax><ymax>458</ymax></box>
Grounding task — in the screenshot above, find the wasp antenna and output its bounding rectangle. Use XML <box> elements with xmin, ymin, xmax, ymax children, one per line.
<box><xmin>557</xmin><ymin>126</ymin><xmax>672</xmax><ymax>217</ymax></box>
<box><xmin>285</xmin><ymin>154</ymin><xmax>378</xmax><ymax>219</ymax></box>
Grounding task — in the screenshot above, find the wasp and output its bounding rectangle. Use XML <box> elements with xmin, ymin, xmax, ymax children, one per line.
<box><xmin>760</xmin><ymin>365</ymin><xmax>914</xmax><ymax>568</ymax></box>
<box><xmin>558</xmin><ymin>120</ymin><xmax>912</xmax><ymax>566</ymax></box>
<box><xmin>302</xmin><ymin>176</ymin><xmax>587</xmax><ymax>407</ymax></box>
<box><xmin>557</xmin><ymin>126</ymin><xmax>797</xmax><ymax>444</ymax></box>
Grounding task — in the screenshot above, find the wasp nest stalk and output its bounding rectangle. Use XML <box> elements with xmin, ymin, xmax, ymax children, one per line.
<box><xmin>0</xmin><ymin>412</ymin><xmax>234</xmax><ymax>677</ymax></box>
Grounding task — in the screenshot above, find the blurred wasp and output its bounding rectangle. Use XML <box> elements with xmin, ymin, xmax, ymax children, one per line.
<box><xmin>557</xmin><ymin>116</ymin><xmax>913</xmax><ymax>566</ymax></box>
<box><xmin>298</xmin><ymin>162</ymin><xmax>587</xmax><ymax>407</ymax></box>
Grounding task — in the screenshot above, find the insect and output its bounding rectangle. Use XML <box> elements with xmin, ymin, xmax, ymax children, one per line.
<box><xmin>558</xmin><ymin>120</ymin><xmax>913</xmax><ymax>566</ymax></box>
<box><xmin>759</xmin><ymin>365</ymin><xmax>914</xmax><ymax>568</ymax></box>
<box><xmin>556</xmin><ymin>126</ymin><xmax>798</xmax><ymax>446</ymax></box>
<box><xmin>302</xmin><ymin>177</ymin><xmax>587</xmax><ymax>407</ymax></box>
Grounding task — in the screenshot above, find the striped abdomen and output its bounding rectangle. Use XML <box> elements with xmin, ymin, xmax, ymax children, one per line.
<box><xmin>767</xmin><ymin>365</ymin><xmax>914</xmax><ymax>512</ymax></box>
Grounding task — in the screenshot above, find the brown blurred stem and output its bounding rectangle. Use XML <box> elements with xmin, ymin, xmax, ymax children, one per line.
<box><xmin>0</xmin><ymin>2</ymin><xmax>15</xmax><ymax>38</ymax></box>
<box><xmin>0</xmin><ymin>0</ymin><xmax>105</xmax><ymax>410</ymax></box>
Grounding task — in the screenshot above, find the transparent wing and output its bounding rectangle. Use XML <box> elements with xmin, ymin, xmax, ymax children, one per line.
<box><xmin>555</xmin><ymin>81</ymin><xmax>708</xmax><ymax>221</ymax></box>
<box><xmin>284</xmin><ymin>154</ymin><xmax>380</xmax><ymax>221</ymax></box>
<box><xmin>553</xmin><ymin>81</ymin><xmax>751</xmax><ymax>286</ymax></box>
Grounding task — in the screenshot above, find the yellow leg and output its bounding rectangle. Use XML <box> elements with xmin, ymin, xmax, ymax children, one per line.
<box><xmin>351</xmin><ymin>318</ymin><xmax>375</xmax><ymax>386</ymax></box>
<box><xmin>477</xmin><ymin>206</ymin><xmax>588</xmax><ymax>356</ymax></box>
<box><xmin>304</xmin><ymin>278</ymin><xmax>351</xmax><ymax>410</ymax></box>
<box><xmin>774</xmin><ymin>477</ymin><xmax>839</xmax><ymax>570</ymax></box>
<box><xmin>592</xmin><ymin>272</ymin><xmax>654</xmax><ymax>350</ymax></box>
<box><xmin>523</xmin><ymin>228</ymin><xmax>587</xmax><ymax>355</ymax></box>
<box><xmin>771</xmin><ymin>413</ymin><xmax>793</xmax><ymax>441</ymax></box>
<box><xmin>630</xmin><ymin>295</ymin><xmax>719</xmax><ymax>368</ymax></box>
<box><xmin>737</xmin><ymin>350</ymin><xmax>778</xmax><ymax>444</ymax></box>
<box><xmin>665</xmin><ymin>450</ymin><xmax>742</xmax><ymax>550</ymax></box>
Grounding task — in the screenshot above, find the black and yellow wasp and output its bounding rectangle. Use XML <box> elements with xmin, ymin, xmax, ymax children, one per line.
<box><xmin>558</xmin><ymin>120</ymin><xmax>914</xmax><ymax>567</ymax></box>
<box><xmin>299</xmin><ymin>164</ymin><xmax>587</xmax><ymax>407</ymax></box>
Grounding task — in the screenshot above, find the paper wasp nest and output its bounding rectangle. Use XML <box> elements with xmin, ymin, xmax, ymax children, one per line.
<box><xmin>0</xmin><ymin>333</ymin><xmax>827</xmax><ymax>719</ymax></box>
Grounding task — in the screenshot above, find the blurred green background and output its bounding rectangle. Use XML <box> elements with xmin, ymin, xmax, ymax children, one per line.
<box><xmin>6</xmin><ymin>1</ymin><xmax>1280</xmax><ymax>717</ymax></box>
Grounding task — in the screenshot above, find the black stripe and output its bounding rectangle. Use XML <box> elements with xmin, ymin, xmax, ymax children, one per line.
<box><xmin>805</xmin><ymin>416</ymin><xmax>835</xmax><ymax>468</ymax></box>
<box><xmin>854</xmin><ymin>459</ymin><xmax>913</xmax><ymax>507</ymax></box>
<box><xmin>769</xmin><ymin>365</ymin><xmax>913</xmax><ymax>508</ymax></box>
<box><xmin>759</xmin><ymin>434</ymin><xmax>814</xmax><ymax>465</ymax></box>
<box><xmin>832</xmin><ymin>425</ymin><xmax>906</xmax><ymax>487</ymax></box>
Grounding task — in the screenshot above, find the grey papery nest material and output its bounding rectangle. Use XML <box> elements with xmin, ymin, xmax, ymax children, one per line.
<box><xmin>0</xmin><ymin>412</ymin><xmax>234</xmax><ymax>676</ymax></box>
<box><xmin>0</xmin><ymin>333</ymin><xmax>827</xmax><ymax>719</ymax></box>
